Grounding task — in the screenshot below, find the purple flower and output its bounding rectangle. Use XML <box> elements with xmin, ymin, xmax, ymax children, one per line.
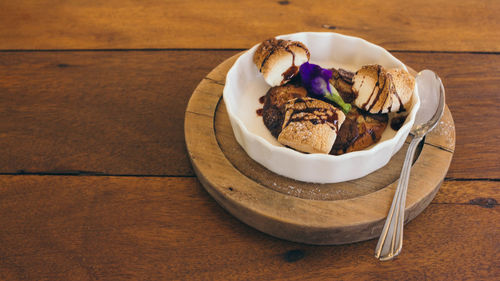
<box><xmin>299</xmin><ymin>62</ymin><xmax>351</xmax><ymax>114</ymax></box>
<box><xmin>299</xmin><ymin>62</ymin><xmax>333</xmax><ymax>96</ymax></box>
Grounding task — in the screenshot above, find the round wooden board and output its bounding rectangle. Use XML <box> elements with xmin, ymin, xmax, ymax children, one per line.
<box><xmin>185</xmin><ymin>53</ymin><xmax>456</xmax><ymax>245</ymax></box>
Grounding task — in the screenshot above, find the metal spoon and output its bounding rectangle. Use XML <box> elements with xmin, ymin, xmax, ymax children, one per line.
<box><xmin>374</xmin><ymin>70</ymin><xmax>446</xmax><ymax>261</ymax></box>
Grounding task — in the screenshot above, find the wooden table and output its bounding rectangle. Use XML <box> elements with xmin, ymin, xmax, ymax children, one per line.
<box><xmin>0</xmin><ymin>1</ymin><xmax>498</xmax><ymax>280</ymax></box>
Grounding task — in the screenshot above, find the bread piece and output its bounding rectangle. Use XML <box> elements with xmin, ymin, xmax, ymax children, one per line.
<box><xmin>277</xmin><ymin>97</ymin><xmax>346</xmax><ymax>154</ymax></box>
<box><xmin>330</xmin><ymin>67</ymin><xmax>356</xmax><ymax>103</ymax></box>
<box><xmin>253</xmin><ymin>38</ymin><xmax>310</xmax><ymax>87</ymax></box>
<box><xmin>262</xmin><ymin>83</ymin><xmax>308</xmax><ymax>138</ymax></box>
<box><xmin>331</xmin><ymin>108</ymin><xmax>388</xmax><ymax>155</ymax></box>
<box><xmin>352</xmin><ymin>65</ymin><xmax>415</xmax><ymax>113</ymax></box>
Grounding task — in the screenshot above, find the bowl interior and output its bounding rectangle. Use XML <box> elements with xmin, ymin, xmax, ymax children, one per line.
<box><xmin>224</xmin><ymin>32</ymin><xmax>416</xmax><ymax>152</ymax></box>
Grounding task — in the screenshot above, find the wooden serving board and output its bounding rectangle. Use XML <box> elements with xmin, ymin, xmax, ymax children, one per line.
<box><xmin>185</xmin><ymin>53</ymin><xmax>455</xmax><ymax>245</ymax></box>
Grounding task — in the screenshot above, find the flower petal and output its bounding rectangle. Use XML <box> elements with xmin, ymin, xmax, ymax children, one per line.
<box><xmin>310</xmin><ymin>77</ymin><xmax>328</xmax><ymax>97</ymax></box>
<box><xmin>299</xmin><ymin>62</ymin><xmax>330</xmax><ymax>96</ymax></box>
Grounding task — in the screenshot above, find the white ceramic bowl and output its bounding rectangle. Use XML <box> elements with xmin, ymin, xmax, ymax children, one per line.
<box><xmin>223</xmin><ymin>32</ymin><xmax>420</xmax><ymax>183</ymax></box>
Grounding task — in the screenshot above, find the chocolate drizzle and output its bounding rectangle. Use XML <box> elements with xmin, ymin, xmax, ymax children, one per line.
<box><xmin>367</xmin><ymin>66</ymin><xmax>386</xmax><ymax>112</ymax></box>
<box><xmin>331</xmin><ymin>68</ymin><xmax>356</xmax><ymax>103</ymax></box>
<box><xmin>261</xmin><ymin>84</ymin><xmax>308</xmax><ymax>138</ymax></box>
<box><xmin>330</xmin><ymin>108</ymin><xmax>388</xmax><ymax>155</ymax></box>
<box><xmin>260</xmin><ymin>49</ymin><xmax>275</xmax><ymax>71</ymax></box>
<box><xmin>259</xmin><ymin>95</ymin><xmax>265</xmax><ymax>104</ymax></box>
<box><xmin>338</xmin><ymin>68</ymin><xmax>354</xmax><ymax>82</ymax></box>
<box><xmin>282</xmin><ymin>65</ymin><xmax>298</xmax><ymax>82</ymax></box>
<box><xmin>390</xmin><ymin>115</ymin><xmax>407</xmax><ymax>130</ymax></box>
<box><xmin>362</xmin><ymin>65</ymin><xmax>382</xmax><ymax>110</ymax></box>
<box><xmin>281</xmin><ymin>41</ymin><xmax>303</xmax><ymax>83</ymax></box>
<box><xmin>284</xmin><ymin>98</ymin><xmax>340</xmax><ymax>131</ymax></box>
<box><xmin>357</xmin><ymin>65</ymin><xmax>406</xmax><ymax>114</ymax></box>
<box><xmin>257</xmin><ymin>38</ymin><xmax>310</xmax><ymax>82</ymax></box>
<box><xmin>373</xmin><ymin>74</ymin><xmax>391</xmax><ymax>114</ymax></box>
<box><xmin>394</xmin><ymin>91</ymin><xmax>406</xmax><ymax>112</ymax></box>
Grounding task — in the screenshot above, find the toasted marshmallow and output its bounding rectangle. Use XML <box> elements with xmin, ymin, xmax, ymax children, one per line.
<box><xmin>352</xmin><ymin>65</ymin><xmax>415</xmax><ymax>113</ymax></box>
<box><xmin>387</xmin><ymin>69</ymin><xmax>415</xmax><ymax>112</ymax></box>
<box><xmin>277</xmin><ymin>97</ymin><xmax>346</xmax><ymax>154</ymax></box>
<box><xmin>253</xmin><ymin>38</ymin><xmax>310</xmax><ymax>87</ymax></box>
<box><xmin>262</xmin><ymin>84</ymin><xmax>308</xmax><ymax>138</ymax></box>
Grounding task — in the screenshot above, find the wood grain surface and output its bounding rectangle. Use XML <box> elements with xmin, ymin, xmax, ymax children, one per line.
<box><xmin>0</xmin><ymin>51</ymin><xmax>498</xmax><ymax>178</ymax></box>
<box><xmin>0</xmin><ymin>50</ymin><xmax>234</xmax><ymax>176</ymax></box>
<box><xmin>1</xmin><ymin>1</ymin><xmax>499</xmax><ymax>52</ymax></box>
<box><xmin>1</xmin><ymin>1</ymin><xmax>499</xmax><ymax>279</ymax></box>
<box><xmin>0</xmin><ymin>176</ymin><xmax>497</xmax><ymax>280</ymax></box>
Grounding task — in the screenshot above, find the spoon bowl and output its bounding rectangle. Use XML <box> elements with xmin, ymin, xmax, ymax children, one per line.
<box><xmin>412</xmin><ymin>70</ymin><xmax>446</xmax><ymax>137</ymax></box>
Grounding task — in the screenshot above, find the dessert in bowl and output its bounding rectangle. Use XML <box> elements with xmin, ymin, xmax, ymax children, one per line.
<box><xmin>223</xmin><ymin>32</ymin><xmax>420</xmax><ymax>183</ymax></box>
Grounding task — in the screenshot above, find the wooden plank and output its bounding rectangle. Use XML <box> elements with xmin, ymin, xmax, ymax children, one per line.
<box><xmin>0</xmin><ymin>50</ymin><xmax>236</xmax><ymax>176</ymax></box>
<box><xmin>434</xmin><ymin>180</ymin><xmax>499</xmax><ymax>204</ymax></box>
<box><xmin>0</xmin><ymin>51</ymin><xmax>498</xmax><ymax>178</ymax></box>
<box><xmin>0</xmin><ymin>1</ymin><xmax>499</xmax><ymax>52</ymax></box>
<box><xmin>0</xmin><ymin>176</ymin><xmax>497</xmax><ymax>280</ymax></box>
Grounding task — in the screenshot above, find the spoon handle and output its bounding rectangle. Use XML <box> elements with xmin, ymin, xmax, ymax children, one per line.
<box><xmin>375</xmin><ymin>135</ymin><xmax>423</xmax><ymax>261</ymax></box>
